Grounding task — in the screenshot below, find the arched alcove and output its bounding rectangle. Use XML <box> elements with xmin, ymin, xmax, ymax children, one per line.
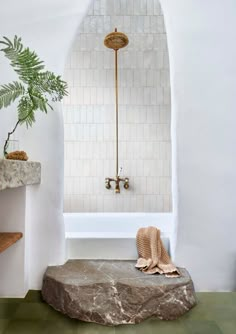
<box><xmin>63</xmin><ymin>0</ymin><xmax>172</xmax><ymax>213</ymax></box>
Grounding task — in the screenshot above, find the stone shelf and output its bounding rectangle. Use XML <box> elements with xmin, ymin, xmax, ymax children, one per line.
<box><xmin>0</xmin><ymin>159</ymin><xmax>41</xmax><ymax>191</ymax></box>
<box><xmin>0</xmin><ymin>232</ymin><xmax>23</xmax><ymax>253</ymax></box>
<box><xmin>42</xmin><ymin>260</ymin><xmax>197</xmax><ymax>326</ymax></box>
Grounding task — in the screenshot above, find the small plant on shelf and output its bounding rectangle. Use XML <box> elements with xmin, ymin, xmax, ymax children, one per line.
<box><xmin>0</xmin><ymin>36</ymin><xmax>68</xmax><ymax>160</ymax></box>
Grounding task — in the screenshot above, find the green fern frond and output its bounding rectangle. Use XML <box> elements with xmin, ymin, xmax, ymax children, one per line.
<box><xmin>0</xmin><ymin>35</ymin><xmax>44</xmax><ymax>83</ymax></box>
<box><xmin>34</xmin><ymin>72</ymin><xmax>68</xmax><ymax>100</ymax></box>
<box><xmin>28</xmin><ymin>86</ymin><xmax>51</xmax><ymax>113</ymax></box>
<box><xmin>0</xmin><ymin>36</ymin><xmax>23</xmax><ymax>53</ymax></box>
<box><xmin>0</xmin><ymin>81</ymin><xmax>25</xmax><ymax>108</ymax></box>
<box><xmin>0</xmin><ymin>35</ymin><xmax>68</xmax><ymax>149</ymax></box>
<box><xmin>17</xmin><ymin>96</ymin><xmax>35</xmax><ymax>127</ymax></box>
<box><xmin>15</xmin><ymin>48</ymin><xmax>45</xmax><ymax>81</ymax></box>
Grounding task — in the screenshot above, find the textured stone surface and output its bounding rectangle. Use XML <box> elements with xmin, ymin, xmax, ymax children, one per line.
<box><xmin>42</xmin><ymin>260</ymin><xmax>197</xmax><ymax>326</ymax></box>
<box><xmin>0</xmin><ymin>159</ymin><xmax>41</xmax><ymax>191</ymax></box>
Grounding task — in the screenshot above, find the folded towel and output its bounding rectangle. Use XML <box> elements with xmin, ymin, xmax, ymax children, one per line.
<box><xmin>135</xmin><ymin>226</ymin><xmax>180</xmax><ymax>277</ymax></box>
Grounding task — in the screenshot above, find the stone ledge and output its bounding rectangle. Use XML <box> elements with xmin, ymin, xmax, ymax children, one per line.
<box><xmin>42</xmin><ymin>260</ymin><xmax>197</xmax><ymax>326</ymax></box>
<box><xmin>0</xmin><ymin>159</ymin><xmax>41</xmax><ymax>191</ymax></box>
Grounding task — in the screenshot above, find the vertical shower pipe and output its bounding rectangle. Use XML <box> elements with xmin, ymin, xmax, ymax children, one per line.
<box><xmin>114</xmin><ymin>29</ymin><xmax>119</xmax><ymax>178</ymax></box>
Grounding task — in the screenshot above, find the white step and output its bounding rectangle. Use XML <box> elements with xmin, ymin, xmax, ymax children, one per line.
<box><xmin>64</xmin><ymin>213</ymin><xmax>173</xmax><ymax>260</ymax></box>
<box><xmin>66</xmin><ymin>232</ymin><xmax>170</xmax><ymax>260</ymax></box>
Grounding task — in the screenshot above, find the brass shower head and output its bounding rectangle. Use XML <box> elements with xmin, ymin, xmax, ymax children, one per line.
<box><xmin>104</xmin><ymin>28</ymin><xmax>129</xmax><ymax>50</ymax></box>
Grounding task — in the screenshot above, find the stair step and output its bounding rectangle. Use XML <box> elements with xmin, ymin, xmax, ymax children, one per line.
<box><xmin>66</xmin><ymin>233</ymin><xmax>169</xmax><ymax>260</ymax></box>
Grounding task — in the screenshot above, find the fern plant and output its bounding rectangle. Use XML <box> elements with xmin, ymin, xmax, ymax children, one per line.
<box><xmin>0</xmin><ymin>36</ymin><xmax>68</xmax><ymax>157</ymax></box>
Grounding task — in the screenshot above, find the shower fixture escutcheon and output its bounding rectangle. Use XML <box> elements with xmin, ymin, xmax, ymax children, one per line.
<box><xmin>104</xmin><ymin>28</ymin><xmax>129</xmax><ymax>194</ymax></box>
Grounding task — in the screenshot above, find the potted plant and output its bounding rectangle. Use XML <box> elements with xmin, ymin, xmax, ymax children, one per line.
<box><xmin>0</xmin><ymin>35</ymin><xmax>67</xmax><ymax>160</ymax></box>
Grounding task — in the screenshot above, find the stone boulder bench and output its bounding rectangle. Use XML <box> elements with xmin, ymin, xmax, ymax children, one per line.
<box><xmin>42</xmin><ymin>260</ymin><xmax>196</xmax><ymax>326</ymax></box>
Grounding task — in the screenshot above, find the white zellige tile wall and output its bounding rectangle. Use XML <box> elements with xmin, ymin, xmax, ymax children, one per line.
<box><xmin>63</xmin><ymin>0</ymin><xmax>172</xmax><ymax>212</ymax></box>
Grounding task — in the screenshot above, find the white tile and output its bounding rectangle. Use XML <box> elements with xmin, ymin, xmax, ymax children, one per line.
<box><xmin>76</xmin><ymin>87</ymin><xmax>84</xmax><ymax>104</ymax></box>
<box><xmin>104</xmin><ymin>15</ymin><xmax>111</xmax><ymax>31</ymax></box>
<box><xmin>123</xmin><ymin>196</ymin><xmax>131</xmax><ymax>211</ymax></box>
<box><xmin>163</xmin><ymin>159</ymin><xmax>171</xmax><ymax>177</ymax></box>
<box><xmin>113</xmin><ymin>16</ymin><xmax>124</xmax><ymax>31</ymax></box>
<box><xmin>89</xmin><ymin>16</ymin><xmax>98</xmax><ymax>33</ymax></box>
<box><xmin>93</xmin><ymin>0</ymin><xmax>101</xmax><ymax>15</ymax></box>
<box><xmin>63</xmin><ymin>194</ymin><xmax>71</xmax><ymax>212</ymax></box>
<box><xmin>156</xmin><ymin>195</ymin><xmax>164</xmax><ymax>211</ymax></box>
<box><xmin>150</xmin><ymin>16</ymin><xmax>158</xmax><ymax>33</ymax></box>
<box><xmin>123</xmin><ymin>15</ymin><xmax>131</xmax><ymax>32</ymax></box>
<box><xmin>143</xmin><ymin>50</ymin><xmax>154</xmax><ymax>69</ymax></box>
<box><xmin>146</xmin><ymin>177</ymin><xmax>159</xmax><ymax>195</ymax></box>
<box><xmin>163</xmin><ymin>86</ymin><xmax>171</xmax><ymax>105</ymax></box>
<box><xmin>133</xmin><ymin>0</ymin><xmax>146</xmax><ymax>15</ymax></box>
<box><xmin>145</xmin><ymin>34</ymin><xmax>154</xmax><ymax>50</ymax></box>
<box><xmin>96</xmin><ymin>87</ymin><xmax>104</xmax><ymax>105</ymax></box>
<box><xmin>100</xmin><ymin>0</ymin><xmax>106</xmax><ymax>15</ymax></box>
<box><xmin>87</xmin><ymin>2</ymin><xmax>94</xmax><ymax>15</ymax></box>
<box><xmin>163</xmin><ymin>195</ymin><xmax>172</xmax><ymax>212</ymax></box>
<box><xmin>136</xmin><ymin>195</ymin><xmax>144</xmax><ymax>211</ymax></box>
<box><xmin>103</xmin><ymin>0</ymin><xmax>113</xmax><ymax>14</ymax></box>
<box><xmin>134</xmin><ymin>177</ymin><xmax>147</xmax><ymax>193</ymax></box>
<box><xmin>163</xmin><ymin>52</ymin><xmax>169</xmax><ymax>69</ymax></box>
<box><xmin>147</xmin><ymin>0</ymin><xmax>154</xmax><ymax>15</ymax></box>
<box><xmin>126</xmin><ymin>0</ymin><xmax>134</xmax><ymax>15</ymax></box>
<box><xmin>156</xmin><ymin>87</ymin><xmax>164</xmax><ymax>105</ymax></box>
<box><xmin>137</xmin><ymin>16</ymin><xmax>144</xmax><ymax>33</ymax></box>
<box><xmin>157</xmin><ymin>16</ymin><xmax>165</xmax><ymax>33</ymax></box>
<box><xmin>154</xmin><ymin>0</ymin><xmax>162</xmax><ymax>15</ymax></box>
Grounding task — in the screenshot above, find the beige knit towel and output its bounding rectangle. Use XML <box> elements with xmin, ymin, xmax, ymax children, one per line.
<box><xmin>135</xmin><ymin>226</ymin><xmax>180</xmax><ymax>277</ymax></box>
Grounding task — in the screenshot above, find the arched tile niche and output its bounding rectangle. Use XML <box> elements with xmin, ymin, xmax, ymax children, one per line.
<box><xmin>63</xmin><ymin>0</ymin><xmax>172</xmax><ymax>213</ymax></box>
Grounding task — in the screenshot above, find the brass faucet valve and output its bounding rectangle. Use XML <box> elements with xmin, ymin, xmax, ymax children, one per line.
<box><xmin>104</xmin><ymin>176</ymin><xmax>129</xmax><ymax>193</ymax></box>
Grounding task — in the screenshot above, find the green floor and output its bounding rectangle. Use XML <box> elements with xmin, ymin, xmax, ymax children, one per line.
<box><xmin>0</xmin><ymin>292</ymin><xmax>236</xmax><ymax>334</ymax></box>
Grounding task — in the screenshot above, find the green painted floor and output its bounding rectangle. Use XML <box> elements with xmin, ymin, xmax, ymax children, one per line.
<box><xmin>0</xmin><ymin>292</ymin><xmax>235</xmax><ymax>333</ymax></box>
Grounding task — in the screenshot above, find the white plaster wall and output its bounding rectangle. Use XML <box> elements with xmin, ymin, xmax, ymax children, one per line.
<box><xmin>0</xmin><ymin>0</ymin><xmax>92</xmax><ymax>292</ymax></box>
<box><xmin>0</xmin><ymin>0</ymin><xmax>235</xmax><ymax>294</ymax></box>
<box><xmin>160</xmin><ymin>0</ymin><xmax>236</xmax><ymax>291</ymax></box>
<box><xmin>63</xmin><ymin>0</ymin><xmax>172</xmax><ymax>212</ymax></box>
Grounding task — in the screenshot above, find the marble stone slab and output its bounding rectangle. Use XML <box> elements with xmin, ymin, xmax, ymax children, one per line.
<box><xmin>0</xmin><ymin>159</ymin><xmax>41</xmax><ymax>191</ymax></box>
<box><xmin>42</xmin><ymin>260</ymin><xmax>197</xmax><ymax>326</ymax></box>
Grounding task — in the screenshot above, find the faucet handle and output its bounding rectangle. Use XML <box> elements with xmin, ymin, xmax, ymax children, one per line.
<box><xmin>105</xmin><ymin>178</ymin><xmax>111</xmax><ymax>189</ymax></box>
<box><xmin>124</xmin><ymin>178</ymin><xmax>129</xmax><ymax>189</ymax></box>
